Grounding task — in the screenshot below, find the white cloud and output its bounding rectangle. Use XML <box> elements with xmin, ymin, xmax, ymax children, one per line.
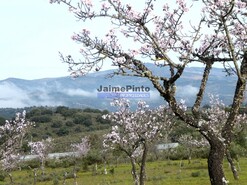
<box><xmin>177</xmin><ymin>85</ymin><xmax>198</xmax><ymax>97</ymax></box>
<box><xmin>149</xmin><ymin>90</ymin><xmax>161</xmax><ymax>100</ymax></box>
<box><xmin>0</xmin><ymin>82</ymin><xmax>30</xmax><ymax>108</ymax></box>
<box><xmin>64</xmin><ymin>89</ymin><xmax>97</xmax><ymax>98</ymax></box>
<box><xmin>0</xmin><ymin>82</ymin><xmax>63</xmax><ymax>108</ymax></box>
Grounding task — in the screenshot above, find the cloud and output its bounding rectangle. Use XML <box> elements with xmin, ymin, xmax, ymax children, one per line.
<box><xmin>28</xmin><ymin>90</ymin><xmax>63</xmax><ymax>107</ymax></box>
<box><xmin>63</xmin><ymin>88</ymin><xmax>97</xmax><ymax>98</ymax></box>
<box><xmin>0</xmin><ymin>82</ymin><xmax>31</xmax><ymax>108</ymax></box>
<box><xmin>149</xmin><ymin>90</ymin><xmax>161</xmax><ymax>100</ymax></box>
<box><xmin>177</xmin><ymin>85</ymin><xmax>198</xmax><ymax>97</ymax></box>
<box><xmin>0</xmin><ymin>82</ymin><xmax>63</xmax><ymax>108</ymax></box>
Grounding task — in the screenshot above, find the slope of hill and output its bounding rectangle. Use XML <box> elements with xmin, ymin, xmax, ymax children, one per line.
<box><xmin>0</xmin><ymin>66</ymin><xmax>239</xmax><ymax>109</ymax></box>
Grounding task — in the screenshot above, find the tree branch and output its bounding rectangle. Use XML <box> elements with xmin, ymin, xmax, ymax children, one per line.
<box><xmin>192</xmin><ymin>60</ymin><xmax>213</xmax><ymax>118</ymax></box>
<box><xmin>222</xmin><ymin>16</ymin><xmax>241</xmax><ymax>78</ymax></box>
<box><xmin>223</xmin><ymin>50</ymin><xmax>247</xmax><ymax>145</ymax></box>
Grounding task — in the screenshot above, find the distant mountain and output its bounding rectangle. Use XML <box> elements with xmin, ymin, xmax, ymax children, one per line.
<box><xmin>0</xmin><ymin>65</ymin><xmax>240</xmax><ymax>109</ymax></box>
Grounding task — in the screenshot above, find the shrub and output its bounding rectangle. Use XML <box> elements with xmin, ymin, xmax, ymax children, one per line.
<box><xmin>30</xmin><ymin>115</ymin><xmax>52</xmax><ymax>123</ymax></box>
<box><xmin>65</xmin><ymin>120</ymin><xmax>74</xmax><ymax>127</ymax></box>
<box><xmin>21</xmin><ymin>159</ymin><xmax>40</xmax><ymax>169</ymax></box>
<box><xmin>56</xmin><ymin>127</ymin><xmax>69</xmax><ymax>136</ymax></box>
<box><xmin>52</xmin><ymin>173</ymin><xmax>60</xmax><ymax>185</ymax></box>
<box><xmin>73</xmin><ymin>114</ymin><xmax>92</xmax><ymax>124</ymax></box>
<box><xmin>37</xmin><ymin>174</ymin><xmax>53</xmax><ymax>182</ymax></box>
<box><xmin>96</xmin><ymin>115</ymin><xmax>110</xmax><ymax>124</ymax></box>
<box><xmin>0</xmin><ymin>117</ymin><xmax>5</xmax><ymax>126</ymax></box>
<box><xmin>191</xmin><ymin>171</ymin><xmax>201</xmax><ymax>177</ymax></box>
<box><xmin>0</xmin><ymin>172</ymin><xmax>5</xmax><ymax>181</ymax></box>
<box><xmin>53</xmin><ymin>178</ymin><xmax>59</xmax><ymax>185</ymax></box>
<box><xmin>73</xmin><ymin>114</ymin><xmax>92</xmax><ymax>126</ymax></box>
<box><xmin>56</xmin><ymin>106</ymin><xmax>78</xmax><ymax>117</ymax></box>
<box><xmin>51</xmin><ymin>120</ymin><xmax>62</xmax><ymax>128</ymax></box>
<box><xmin>46</xmin><ymin>157</ymin><xmax>75</xmax><ymax>168</ymax></box>
<box><xmin>83</xmin><ymin>108</ymin><xmax>101</xmax><ymax>113</ymax></box>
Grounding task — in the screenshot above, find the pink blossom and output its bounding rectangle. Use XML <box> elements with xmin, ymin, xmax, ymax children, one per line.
<box><xmin>28</xmin><ymin>138</ymin><xmax>53</xmax><ymax>160</ymax></box>
<box><xmin>162</xmin><ymin>3</ymin><xmax>169</xmax><ymax>12</ymax></box>
<box><xmin>101</xmin><ymin>2</ymin><xmax>110</xmax><ymax>11</ymax></box>
<box><xmin>71</xmin><ymin>137</ymin><xmax>90</xmax><ymax>157</ymax></box>
<box><xmin>176</xmin><ymin>0</ymin><xmax>188</xmax><ymax>12</ymax></box>
<box><xmin>129</xmin><ymin>49</ymin><xmax>139</xmax><ymax>56</ymax></box>
<box><xmin>82</xmin><ymin>28</ymin><xmax>90</xmax><ymax>35</ymax></box>
<box><xmin>0</xmin><ymin>111</ymin><xmax>32</xmax><ymax>171</ymax></box>
<box><xmin>81</xmin><ymin>0</ymin><xmax>92</xmax><ymax>7</ymax></box>
<box><xmin>103</xmin><ymin>99</ymin><xmax>174</xmax><ymax>160</ymax></box>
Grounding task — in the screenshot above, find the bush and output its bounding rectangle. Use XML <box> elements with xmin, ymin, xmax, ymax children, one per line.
<box><xmin>37</xmin><ymin>174</ymin><xmax>53</xmax><ymax>182</ymax></box>
<box><xmin>46</xmin><ymin>157</ymin><xmax>75</xmax><ymax>168</ymax></box>
<box><xmin>30</xmin><ymin>115</ymin><xmax>52</xmax><ymax>123</ymax></box>
<box><xmin>96</xmin><ymin>115</ymin><xmax>110</xmax><ymax>124</ymax></box>
<box><xmin>0</xmin><ymin>117</ymin><xmax>5</xmax><ymax>126</ymax></box>
<box><xmin>0</xmin><ymin>172</ymin><xmax>5</xmax><ymax>181</ymax></box>
<box><xmin>74</xmin><ymin>126</ymin><xmax>83</xmax><ymax>133</ymax></box>
<box><xmin>191</xmin><ymin>171</ymin><xmax>201</xmax><ymax>177</ymax></box>
<box><xmin>51</xmin><ymin>120</ymin><xmax>62</xmax><ymax>128</ymax></box>
<box><xmin>83</xmin><ymin>108</ymin><xmax>101</xmax><ymax>113</ymax></box>
<box><xmin>56</xmin><ymin>106</ymin><xmax>78</xmax><ymax>117</ymax></box>
<box><xmin>56</xmin><ymin>127</ymin><xmax>69</xmax><ymax>136</ymax></box>
<box><xmin>83</xmin><ymin>119</ymin><xmax>92</xmax><ymax>127</ymax></box>
<box><xmin>53</xmin><ymin>177</ymin><xmax>59</xmax><ymax>185</ymax></box>
<box><xmin>27</xmin><ymin>107</ymin><xmax>53</xmax><ymax>118</ymax></box>
<box><xmin>56</xmin><ymin>106</ymin><xmax>69</xmax><ymax>115</ymax></box>
<box><xmin>167</xmin><ymin>146</ymin><xmax>188</xmax><ymax>160</ymax></box>
<box><xmin>65</xmin><ymin>120</ymin><xmax>74</xmax><ymax>127</ymax></box>
<box><xmin>73</xmin><ymin>114</ymin><xmax>92</xmax><ymax>126</ymax></box>
<box><xmin>84</xmin><ymin>152</ymin><xmax>102</xmax><ymax>165</ymax></box>
<box><xmin>32</xmin><ymin>133</ymin><xmax>38</xmax><ymax>138</ymax></box>
<box><xmin>21</xmin><ymin>159</ymin><xmax>40</xmax><ymax>169</ymax></box>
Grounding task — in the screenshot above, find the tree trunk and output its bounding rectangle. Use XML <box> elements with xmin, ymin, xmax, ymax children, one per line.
<box><xmin>188</xmin><ymin>148</ymin><xmax>192</xmax><ymax>164</ymax></box>
<box><xmin>225</xmin><ymin>149</ymin><xmax>239</xmax><ymax>180</ymax></box>
<box><xmin>73</xmin><ymin>165</ymin><xmax>78</xmax><ymax>185</ymax></box>
<box><xmin>41</xmin><ymin>159</ymin><xmax>45</xmax><ymax>177</ymax></box>
<box><xmin>63</xmin><ymin>172</ymin><xmax>67</xmax><ymax>185</ymax></box>
<box><xmin>130</xmin><ymin>158</ymin><xmax>139</xmax><ymax>185</ymax></box>
<box><xmin>29</xmin><ymin>167</ymin><xmax>37</xmax><ymax>185</ymax></box>
<box><xmin>8</xmin><ymin>173</ymin><xmax>13</xmax><ymax>185</ymax></box>
<box><xmin>139</xmin><ymin>144</ymin><xmax>148</xmax><ymax>185</ymax></box>
<box><xmin>208</xmin><ymin>139</ymin><xmax>228</xmax><ymax>185</ymax></box>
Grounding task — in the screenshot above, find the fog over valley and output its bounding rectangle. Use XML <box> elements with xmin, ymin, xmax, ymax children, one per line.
<box><xmin>0</xmin><ymin>66</ymin><xmax>239</xmax><ymax>109</ymax></box>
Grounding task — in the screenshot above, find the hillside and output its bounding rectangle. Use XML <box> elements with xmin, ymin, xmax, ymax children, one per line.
<box><xmin>0</xmin><ymin>65</ymin><xmax>239</xmax><ymax>109</ymax></box>
<box><xmin>8</xmin><ymin>106</ymin><xmax>111</xmax><ymax>153</ymax></box>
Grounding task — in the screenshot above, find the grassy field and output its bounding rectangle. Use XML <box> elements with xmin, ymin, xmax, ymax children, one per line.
<box><xmin>1</xmin><ymin>158</ymin><xmax>247</xmax><ymax>185</ymax></box>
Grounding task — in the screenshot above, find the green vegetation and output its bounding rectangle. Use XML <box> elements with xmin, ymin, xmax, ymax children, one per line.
<box><xmin>1</xmin><ymin>106</ymin><xmax>246</xmax><ymax>157</ymax></box>
<box><xmin>0</xmin><ymin>158</ymin><xmax>247</xmax><ymax>185</ymax></box>
<box><xmin>0</xmin><ymin>106</ymin><xmax>247</xmax><ymax>184</ymax></box>
<box><xmin>1</xmin><ymin>106</ymin><xmax>111</xmax><ymax>153</ymax></box>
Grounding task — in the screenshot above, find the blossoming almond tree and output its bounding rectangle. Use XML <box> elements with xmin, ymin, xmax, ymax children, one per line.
<box><xmin>198</xmin><ymin>94</ymin><xmax>246</xmax><ymax>180</ymax></box>
<box><xmin>0</xmin><ymin>111</ymin><xmax>31</xmax><ymax>183</ymax></box>
<box><xmin>50</xmin><ymin>0</ymin><xmax>247</xmax><ymax>184</ymax></box>
<box><xmin>180</xmin><ymin>94</ymin><xmax>247</xmax><ymax>180</ymax></box>
<box><xmin>28</xmin><ymin>137</ymin><xmax>53</xmax><ymax>176</ymax></box>
<box><xmin>71</xmin><ymin>137</ymin><xmax>90</xmax><ymax>185</ymax></box>
<box><xmin>178</xmin><ymin>134</ymin><xmax>209</xmax><ymax>164</ymax></box>
<box><xmin>103</xmin><ymin>99</ymin><xmax>175</xmax><ymax>185</ymax></box>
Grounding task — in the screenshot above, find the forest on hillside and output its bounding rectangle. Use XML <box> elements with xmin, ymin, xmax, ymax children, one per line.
<box><xmin>0</xmin><ymin>106</ymin><xmax>247</xmax><ymax>157</ymax></box>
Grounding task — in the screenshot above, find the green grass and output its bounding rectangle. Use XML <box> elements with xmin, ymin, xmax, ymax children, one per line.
<box><xmin>1</xmin><ymin>158</ymin><xmax>247</xmax><ymax>185</ymax></box>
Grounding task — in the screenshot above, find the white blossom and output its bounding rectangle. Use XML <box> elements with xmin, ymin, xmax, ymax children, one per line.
<box><xmin>71</xmin><ymin>136</ymin><xmax>90</xmax><ymax>157</ymax></box>
<box><xmin>0</xmin><ymin>111</ymin><xmax>32</xmax><ymax>171</ymax></box>
<box><xmin>103</xmin><ymin>99</ymin><xmax>174</xmax><ymax>159</ymax></box>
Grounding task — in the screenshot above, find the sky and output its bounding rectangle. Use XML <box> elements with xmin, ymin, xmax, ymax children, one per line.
<box><xmin>0</xmin><ymin>0</ymin><xmax>84</xmax><ymax>80</ymax></box>
<box><xmin>0</xmin><ymin>0</ymin><xmax>204</xmax><ymax>81</ymax></box>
